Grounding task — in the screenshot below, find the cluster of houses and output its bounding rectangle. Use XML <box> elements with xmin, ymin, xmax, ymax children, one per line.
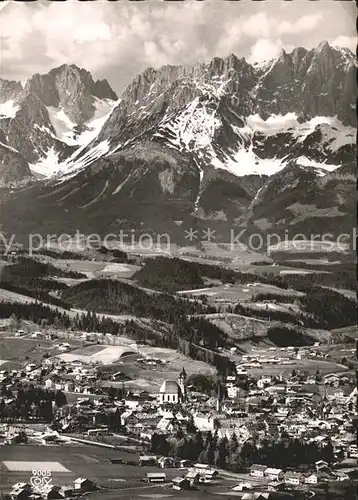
<box><xmin>0</xmin><ymin>357</ymin><xmax>102</xmax><ymax>397</ymax></box>
<box><xmin>9</xmin><ymin>477</ymin><xmax>96</xmax><ymax>500</ymax></box>
<box><xmin>139</xmin><ymin>462</ymin><xmax>219</xmax><ymax>491</ymax></box>
<box><xmin>249</xmin><ymin>461</ymin><xmax>350</xmax><ymax>485</ymax></box>
<box><xmin>234</xmin><ymin>345</ymin><xmax>355</xmax><ymax>374</ymax></box>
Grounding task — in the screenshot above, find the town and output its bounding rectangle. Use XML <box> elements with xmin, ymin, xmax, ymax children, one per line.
<box><xmin>0</xmin><ymin>321</ymin><xmax>356</xmax><ymax>500</ymax></box>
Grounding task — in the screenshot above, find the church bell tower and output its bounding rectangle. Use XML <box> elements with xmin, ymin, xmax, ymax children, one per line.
<box><xmin>178</xmin><ymin>368</ymin><xmax>187</xmax><ymax>401</ymax></box>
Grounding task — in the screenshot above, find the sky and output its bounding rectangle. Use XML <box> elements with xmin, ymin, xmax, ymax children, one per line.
<box><xmin>0</xmin><ymin>0</ymin><xmax>356</xmax><ymax>94</ymax></box>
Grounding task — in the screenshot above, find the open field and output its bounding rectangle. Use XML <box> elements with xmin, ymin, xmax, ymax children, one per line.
<box><xmin>279</xmin><ymin>269</ymin><xmax>329</xmax><ymax>275</ymax></box>
<box><xmin>0</xmin><ymin>287</ymin><xmax>38</xmax><ymax>304</ymax></box>
<box><xmin>56</xmin><ymin>340</ymin><xmax>216</xmax><ymax>383</ymax></box>
<box><xmin>139</xmin><ymin>346</ymin><xmax>216</xmax><ymax>375</ymax></box>
<box><xmin>59</xmin><ymin>345</ymin><xmax>140</xmax><ymax>364</ymax></box>
<box><xmin>240</xmin><ymin>358</ymin><xmax>350</xmax><ymax>377</ymax></box>
<box><xmin>99</xmin><ymin>345</ymin><xmax>216</xmax><ymax>386</ymax></box>
<box><xmin>229</xmin><ymin>344</ymin><xmax>352</xmax><ymax>377</ymax></box>
<box><xmin>331</xmin><ymin>326</ymin><xmax>358</xmax><ymax>340</ymax></box>
<box><xmin>35</xmin><ymin>255</ymin><xmax>141</xmax><ymax>279</ymax></box>
<box><xmin>321</xmin><ymin>286</ymin><xmax>357</xmax><ymax>300</ymax></box>
<box><xmin>268</xmin><ymin>239</ymin><xmax>351</xmax><ymax>255</ymax></box>
<box><xmin>174</xmin><ymin>243</ymin><xmax>332</xmax><ymax>276</ymax></box>
<box><xmin>176</xmin><ymin>242</ymin><xmax>271</xmax><ymax>264</ymax></box>
<box><xmin>88</xmin><ymin>486</ymin><xmax>236</xmax><ymax>500</ymax></box>
<box><xmin>243</xmin><ymin>301</ymin><xmax>302</xmax><ymax>315</ymax></box>
<box><xmin>0</xmin><ymin>335</ymin><xmax>82</xmax><ymax>369</ymax></box>
<box><xmin>0</xmin><ymin>444</ymin><xmax>181</xmax><ymax>491</ymax></box>
<box><xmin>177</xmin><ymin>282</ymin><xmax>305</xmax><ymax>303</ymax></box>
<box><xmin>195</xmin><ymin>313</ymin><xmax>269</xmax><ymax>342</ymax></box>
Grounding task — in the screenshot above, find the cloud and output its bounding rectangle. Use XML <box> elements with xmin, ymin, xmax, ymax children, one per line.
<box><xmin>248</xmin><ymin>39</ymin><xmax>295</xmax><ymax>64</ymax></box>
<box><xmin>0</xmin><ymin>1</ymin><xmax>354</xmax><ymax>93</ymax></box>
<box><xmin>330</xmin><ymin>35</ymin><xmax>356</xmax><ymax>53</ymax></box>
<box><xmin>278</xmin><ymin>13</ymin><xmax>322</xmax><ymax>35</ymax></box>
<box><xmin>241</xmin><ymin>12</ymin><xmax>273</xmax><ymax>38</ymax></box>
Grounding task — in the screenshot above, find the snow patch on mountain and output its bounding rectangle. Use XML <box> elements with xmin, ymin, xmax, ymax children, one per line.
<box><xmin>46</xmin><ymin>107</ymin><xmax>75</xmax><ymax>145</ymax></box>
<box><xmin>29</xmin><ymin>148</ymin><xmax>61</xmax><ymax>178</ymax></box>
<box><xmin>246</xmin><ymin>113</ymin><xmax>356</xmax><ymax>151</ymax></box>
<box><xmin>29</xmin><ymin>139</ymin><xmax>110</xmax><ymax>180</ymax></box>
<box><xmin>78</xmin><ymin>180</ymin><xmax>109</xmax><ymax>209</ymax></box>
<box><xmin>0</xmin><ymin>141</ymin><xmax>19</xmax><ymax>154</ymax></box>
<box><xmin>156</xmin><ymin>97</ymin><xmax>221</xmax><ymax>152</ymax></box>
<box><xmin>113</xmin><ymin>176</ymin><xmax>131</xmax><ymax>195</ymax></box>
<box><xmin>296</xmin><ymin>156</ymin><xmax>340</xmax><ymax>174</ymax></box>
<box><xmin>211</xmin><ymin>145</ymin><xmax>285</xmax><ymax>177</ymax></box>
<box><xmin>47</xmin><ymin>98</ymin><xmax>118</xmax><ymax>147</ymax></box>
<box><xmin>0</xmin><ymin>100</ymin><xmax>20</xmax><ymax>119</ymax></box>
<box><xmin>316</xmin><ymin>121</ymin><xmax>356</xmax><ymax>153</ymax></box>
<box><xmin>246</xmin><ymin>113</ymin><xmax>299</xmax><ymax>135</ymax></box>
<box><xmin>56</xmin><ymin>140</ymin><xmax>111</xmax><ymax>183</ymax></box>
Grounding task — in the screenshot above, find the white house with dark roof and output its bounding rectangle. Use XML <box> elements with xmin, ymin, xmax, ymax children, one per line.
<box><xmin>264</xmin><ymin>468</ymin><xmax>284</xmax><ymax>481</ymax></box>
<box><xmin>305</xmin><ymin>473</ymin><xmax>318</xmax><ymax>484</ymax></box>
<box><xmin>250</xmin><ymin>464</ymin><xmax>267</xmax><ymax>478</ymax></box>
<box><xmin>285</xmin><ymin>472</ymin><xmax>303</xmax><ymax>485</ymax></box>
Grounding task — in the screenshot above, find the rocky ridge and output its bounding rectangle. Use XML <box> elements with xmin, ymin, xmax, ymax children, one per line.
<box><xmin>0</xmin><ymin>42</ymin><xmax>356</xmax><ymax>243</ymax></box>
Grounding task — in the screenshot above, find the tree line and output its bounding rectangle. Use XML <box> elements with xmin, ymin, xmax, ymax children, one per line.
<box><xmin>150</xmin><ymin>428</ymin><xmax>335</xmax><ymax>470</ymax></box>
<box><xmin>133</xmin><ymin>255</ymin><xmax>356</xmax><ymax>292</ymax></box>
<box><xmin>235</xmin><ymin>286</ymin><xmax>356</xmax><ymax>329</ymax></box>
<box><xmin>0</xmin><ymin>384</ymin><xmax>67</xmax><ymax>423</ymax></box>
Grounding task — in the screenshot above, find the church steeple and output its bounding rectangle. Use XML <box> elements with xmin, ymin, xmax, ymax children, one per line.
<box><xmin>178</xmin><ymin>368</ymin><xmax>187</xmax><ymax>401</ymax></box>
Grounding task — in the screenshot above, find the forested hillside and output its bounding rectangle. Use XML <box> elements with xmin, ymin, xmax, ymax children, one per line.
<box><xmin>134</xmin><ymin>256</ymin><xmax>356</xmax><ymax>291</ymax></box>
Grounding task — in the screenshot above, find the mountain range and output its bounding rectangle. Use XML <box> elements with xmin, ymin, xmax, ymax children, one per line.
<box><xmin>0</xmin><ymin>41</ymin><xmax>356</xmax><ymax>245</ymax></box>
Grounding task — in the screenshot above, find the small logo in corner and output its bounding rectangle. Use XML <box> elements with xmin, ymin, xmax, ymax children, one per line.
<box><xmin>30</xmin><ymin>470</ymin><xmax>53</xmax><ymax>494</ymax></box>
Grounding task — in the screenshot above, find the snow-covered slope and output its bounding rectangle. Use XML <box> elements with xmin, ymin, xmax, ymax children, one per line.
<box><xmin>0</xmin><ymin>100</ymin><xmax>20</xmax><ymax>119</ymax></box>
<box><xmin>47</xmin><ymin>97</ymin><xmax>118</xmax><ymax>147</ymax></box>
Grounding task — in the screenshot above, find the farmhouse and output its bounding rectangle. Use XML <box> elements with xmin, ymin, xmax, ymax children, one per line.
<box><xmin>185</xmin><ymin>471</ymin><xmax>200</xmax><ymax>485</ymax></box>
<box><xmin>145</xmin><ymin>472</ymin><xmax>166</xmax><ymax>483</ymax></box>
<box><xmin>139</xmin><ymin>455</ymin><xmax>158</xmax><ymax>467</ymax></box>
<box><xmin>10</xmin><ymin>483</ymin><xmax>31</xmax><ymax>499</ymax></box>
<box><xmin>172</xmin><ymin>477</ymin><xmax>191</xmax><ymax>490</ymax></box>
<box><xmin>264</xmin><ymin>468</ymin><xmax>284</xmax><ymax>481</ymax></box>
<box><xmin>305</xmin><ymin>473</ymin><xmax>318</xmax><ymax>484</ymax></box>
<box><xmin>285</xmin><ymin>472</ymin><xmax>302</xmax><ymax>485</ymax></box>
<box><xmin>250</xmin><ymin>464</ymin><xmax>267</xmax><ymax>478</ymax></box>
<box><xmin>73</xmin><ymin>478</ymin><xmax>96</xmax><ymax>492</ymax></box>
<box><xmin>158</xmin><ymin>456</ymin><xmax>177</xmax><ymax>468</ymax></box>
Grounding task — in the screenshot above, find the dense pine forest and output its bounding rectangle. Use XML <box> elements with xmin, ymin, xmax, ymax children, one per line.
<box><xmin>134</xmin><ymin>256</ymin><xmax>356</xmax><ymax>291</ymax></box>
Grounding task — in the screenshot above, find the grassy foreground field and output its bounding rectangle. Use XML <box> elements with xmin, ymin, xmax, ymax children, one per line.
<box><xmin>0</xmin><ymin>444</ymin><xmax>180</xmax><ymax>491</ymax></box>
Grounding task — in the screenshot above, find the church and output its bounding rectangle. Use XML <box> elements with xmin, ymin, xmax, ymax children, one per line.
<box><xmin>158</xmin><ymin>368</ymin><xmax>187</xmax><ymax>404</ymax></box>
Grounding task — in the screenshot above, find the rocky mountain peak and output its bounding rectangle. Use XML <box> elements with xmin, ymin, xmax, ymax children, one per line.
<box><xmin>317</xmin><ymin>40</ymin><xmax>332</xmax><ymax>54</ymax></box>
<box><xmin>0</xmin><ymin>79</ymin><xmax>23</xmax><ymax>103</ymax></box>
<box><xmin>225</xmin><ymin>53</ymin><xmax>239</xmax><ymax>66</ymax></box>
<box><xmin>24</xmin><ymin>64</ymin><xmax>117</xmax><ymax>124</ymax></box>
